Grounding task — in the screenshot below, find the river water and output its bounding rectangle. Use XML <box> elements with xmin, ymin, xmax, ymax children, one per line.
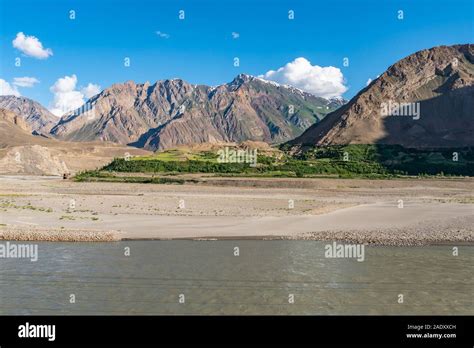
<box><xmin>0</xmin><ymin>241</ymin><xmax>472</xmax><ymax>315</ymax></box>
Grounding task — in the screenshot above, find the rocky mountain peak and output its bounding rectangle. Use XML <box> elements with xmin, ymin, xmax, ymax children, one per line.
<box><xmin>226</xmin><ymin>74</ymin><xmax>256</xmax><ymax>90</ymax></box>
<box><xmin>50</xmin><ymin>74</ymin><xmax>340</xmax><ymax>150</ymax></box>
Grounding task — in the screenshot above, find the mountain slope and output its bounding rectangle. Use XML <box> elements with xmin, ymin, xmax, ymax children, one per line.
<box><xmin>0</xmin><ymin>96</ymin><xmax>57</xmax><ymax>134</ymax></box>
<box><xmin>0</xmin><ymin>109</ymin><xmax>150</xmax><ymax>175</ymax></box>
<box><xmin>290</xmin><ymin>44</ymin><xmax>474</xmax><ymax>148</ymax></box>
<box><xmin>0</xmin><ymin>109</ymin><xmax>42</xmax><ymax>148</ymax></box>
<box><xmin>50</xmin><ymin>75</ymin><xmax>343</xmax><ymax>150</ymax></box>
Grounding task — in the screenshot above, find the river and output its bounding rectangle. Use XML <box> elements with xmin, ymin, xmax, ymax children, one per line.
<box><xmin>0</xmin><ymin>241</ymin><xmax>472</xmax><ymax>315</ymax></box>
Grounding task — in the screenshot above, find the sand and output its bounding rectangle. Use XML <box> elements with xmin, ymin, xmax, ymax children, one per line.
<box><xmin>0</xmin><ymin>175</ymin><xmax>472</xmax><ymax>245</ymax></box>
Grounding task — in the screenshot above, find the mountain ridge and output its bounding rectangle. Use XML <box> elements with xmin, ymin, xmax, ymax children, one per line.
<box><xmin>50</xmin><ymin>74</ymin><xmax>343</xmax><ymax>150</ymax></box>
<box><xmin>0</xmin><ymin>95</ymin><xmax>57</xmax><ymax>134</ymax></box>
<box><xmin>289</xmin><ymin>44</ymin><xmax>474</xmax><ymax>148</ymax></box>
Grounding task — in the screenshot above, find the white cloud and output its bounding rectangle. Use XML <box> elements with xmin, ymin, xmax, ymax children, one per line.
<box><xmin>0</xmin><ymin>79</ymin><xmax>20</xmax><ymax>96</ymax></box>
<box><xmin>155</xmin><ymin>31</ymin><xmax>170</xmax><ymax>39</ymax></box>
<box><xmin>260</xmin><ymin>57</ymin><xmax>348</xmax><ymax>99</ymax></box>
<box><xmin>49</xmin><ymin>75</ymin><xmax>83</xmax><ymax>116</ymax></box>
<box><xmin>81</xmin><ymin>83</ymin><xmax>101</xmax><ymax>99</ymax></box>
<box><xmin>12</xmin><ymin>32</ymin><xmax>53</xmax><ymax>59</ymax></box>
<box><xmin>49</xmin><ymin>75</ymin><xmax>101</xmax><ymax>116</ymax></box>
<box><xmin>13</xmin><ymin>76</ymin><xmax>40</xmax><ymax>88</ymax></box>
<box><xmin>231</xmin><ymin>32</ymin><xmax>240</xmax><ymax>39</ymax></box>
<box><xmin>366</xmin><ymin>75</ymin><xmax>380</xmax><ymax>86</ymax></box>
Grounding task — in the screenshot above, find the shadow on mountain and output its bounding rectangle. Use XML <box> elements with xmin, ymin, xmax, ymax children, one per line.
<box><xmin>370</xmin><ymin>85</ymin><xmax>474</xmax><ymax>175</ymax></box>
<box><xmin>129</xmin><ymin>114</ymin><xmax>186</xmax><ymax>150</ymax></box>
<box><xmin>128</xmin><ymin>125</ymin><xmax>164</xmax><ymax>149</ymax></box>
<box><xmin>376</xmin><ymin>85</ymin><xmax>474</xmax><ymax>148</ymax></box>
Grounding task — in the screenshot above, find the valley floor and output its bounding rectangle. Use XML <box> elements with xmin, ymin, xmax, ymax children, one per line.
<box><xmin>0</xmin><ymin>175</ymin><xmax>472</xmax><ymax>245</ymax></box>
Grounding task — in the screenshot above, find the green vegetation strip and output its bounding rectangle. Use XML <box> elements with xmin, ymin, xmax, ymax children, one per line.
<box><xmin>74</xmin><ymin>144</ymin><xmax>474</xmax><ymax>182</ymax></box>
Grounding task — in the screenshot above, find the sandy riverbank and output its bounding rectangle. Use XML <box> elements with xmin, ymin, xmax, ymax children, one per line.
<box><xmin>0</xmin><ymin>175</ymin><xmax>472</xmax><ymax>245</ymax></box>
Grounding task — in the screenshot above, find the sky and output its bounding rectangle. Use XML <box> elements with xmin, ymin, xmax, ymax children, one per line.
<box><xmin>0</xmin><ymin>0</ymin><xmax>472</xmax><ymax>116</ymax></box>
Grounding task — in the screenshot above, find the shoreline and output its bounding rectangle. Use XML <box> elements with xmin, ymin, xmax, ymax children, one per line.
<box><xmin>1</xmin><ymin>218</ymin><xmax>472</xmax><ymax>246</ymax></box>
<box><xmin>0</xmin><ymin>226</ymin><xmax>121</xmax><ymax>242</ymax></box>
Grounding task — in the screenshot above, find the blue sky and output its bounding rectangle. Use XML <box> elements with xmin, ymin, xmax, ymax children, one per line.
<box><xmin>0</xmin><ymin>0</ymin><xmax>472</xmax><ymax>114</ymax></box>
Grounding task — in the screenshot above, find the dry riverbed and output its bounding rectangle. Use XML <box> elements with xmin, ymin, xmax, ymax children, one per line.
<box><xmin>0</xmin><ymin>175</ymin><xmax>472</xmax><ymax>245</ymax></box>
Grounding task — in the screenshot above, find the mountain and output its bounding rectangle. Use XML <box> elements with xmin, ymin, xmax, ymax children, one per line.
<box><xmin>0</xmin><ymin>108</ymin><xmax>32</xmax><ymax>134</ymax></box>
<box><xmin>0</xmin><ymin>108</ymin><xmax>150</xmax><ymax>175</ymax></box>
<box><xmin>290</xmin><ymin>44</ymin><xmax>474</xmax><ymax>148</ymax></box>
<box><xmin>50</xmin><ymin>74</ymin><xmax>343</xmax><ymax>150</ymax></box>
<box><xmin>0</xmin><ymin>95</ymin><xmax>57</xmax><ymax>134</ymax></box>
<box><xmin>0</xmin><ymin>109</ymin><xmax>38</xmax><ymax>148</ymax></box>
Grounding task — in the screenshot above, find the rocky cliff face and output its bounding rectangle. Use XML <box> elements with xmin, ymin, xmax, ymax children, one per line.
<box><xmin>50</xmin><ymin>75</ymin><xmax>342</xmax><ymax>150</ymax></box>
<box><xmin>290</xmin><ymin>44</ymin><xmax>474</xmax><ymax>148</ymax></box>
<box><xmin>0</xmin><ymin>96</ymin><xmax>57</xmax><ymax>134</ymax></box>
<box><xmin>0</xmin><ymin>108</ymin><xmax>31</xmax><ymax>133</ymax></box>
<box><xmin>0</xmin><ymin>109</ymin><xmax>150</xmax><ymax>175</ymax></box>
